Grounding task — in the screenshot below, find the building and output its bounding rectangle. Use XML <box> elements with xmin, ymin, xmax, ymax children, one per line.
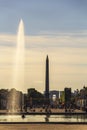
<box><xmin>59</xmin><ymin>91</ymin><xmax>65</xmax><ymax>103</ymax></box>
<box><xmin>64</xmin><ymin>88</ymin><xmax>71</xmax><ymax>109</ymax></box>
<box><xmin>49</xmin><ymin>90</ymin><xmax>59</xmax><ymax>107</ymax></box>
<box><xmin>74</xmin><ymin>87</ymin><xmax>87</xmax><ymax>110</ymax></box>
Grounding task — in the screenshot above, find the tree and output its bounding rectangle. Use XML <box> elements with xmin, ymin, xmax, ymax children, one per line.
<box><xmin>27</xmin><ymin>88</ymin><xmax>44</xmax><ymax>106</ymax></box>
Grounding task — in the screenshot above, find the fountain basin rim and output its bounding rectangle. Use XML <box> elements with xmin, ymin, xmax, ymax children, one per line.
<box><xmin>0</xmin><ymin>112</ymin><xmax>87</xmax><ymax>115</ymax></box>
<box><xmin>0</xmin><ymin>122</ymin><xmax>87</xmax><ymax>124</ymax></box>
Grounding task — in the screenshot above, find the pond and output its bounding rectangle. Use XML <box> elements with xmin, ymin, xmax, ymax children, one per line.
<box><xmin>0</xmin><ymin>115</ymin><xmax>87</xmax><ymax>123</ymax></box>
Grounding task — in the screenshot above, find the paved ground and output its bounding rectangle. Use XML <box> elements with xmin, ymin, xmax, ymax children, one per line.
<box><xmin>0</xmin><ymin>124</ymin><xmax>87</xmax><ymax>130</ymax></box>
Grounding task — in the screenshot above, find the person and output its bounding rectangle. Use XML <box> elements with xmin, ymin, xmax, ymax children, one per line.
<box><xmin>22</xmin><ymin>114</ymin><xmax>25</xmax><ymax>119</ymax></box>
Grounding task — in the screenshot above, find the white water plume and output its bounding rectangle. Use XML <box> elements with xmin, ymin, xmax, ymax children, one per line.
<box><xmin>12</xmin><ymin>19</ymin><xmax>25</xmax><ymax>92</ymax></box>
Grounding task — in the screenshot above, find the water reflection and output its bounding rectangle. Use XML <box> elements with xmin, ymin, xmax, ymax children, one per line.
<box><xmin>45</xmin><ymin>115</ymin><xmax>50</xmax><ymax>122</ymax></box>
<box><xmin>0</xmin><ymin>115</ymin><xmax>87</xmax><ymax>122</ymax></box>
<box><xmin>44</xmin><ymin>115</ymin><xmax>87</xmax><ymax>122</ymax></box>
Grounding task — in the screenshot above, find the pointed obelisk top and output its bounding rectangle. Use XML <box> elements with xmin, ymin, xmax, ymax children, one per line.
<box><xmin>46</xmin><ymin>55</ymin><xmax>49</xmax><ymax>60</ymax></box>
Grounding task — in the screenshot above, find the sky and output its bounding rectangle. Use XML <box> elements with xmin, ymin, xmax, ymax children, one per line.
<box><xmin>0</xmin><ymin>0</ymin><xmax>87</xmax><ymax>92</ymax></box>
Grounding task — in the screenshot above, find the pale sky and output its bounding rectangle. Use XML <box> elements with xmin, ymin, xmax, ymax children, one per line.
<box><xmin>0</xmin><ymin>0</ymin><xmax>87</xmax><ymax>93</ymax></box>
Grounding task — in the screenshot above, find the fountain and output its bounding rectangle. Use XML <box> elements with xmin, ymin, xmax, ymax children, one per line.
<box><xmin>7</xmin><ymin>19</ymin><xmax>25</xmax><ymax>113</ymax></box>
<box><xmin>13</xmin><ymin>19</ymin><xmax>25</xmax><ymax>90</ymax></box>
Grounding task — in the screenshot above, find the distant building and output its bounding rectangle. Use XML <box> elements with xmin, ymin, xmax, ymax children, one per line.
<box><xmin>50</xmin><ymin>90</ymin><xmax>59</xmax><ymax>99</ymax></box>
<box><xmin>64</xmin><ymin>88</ymin><xmax>71</xmax><ymax>108</ymax></box>
<box><xmin>49</xmin><ymin>90</ymin><xmax>59</xmax><ymax>107</ymax></box>
<box><xmin>59</xmin><ymin>91</ymin><xmax>65</xmax><ymax>103</ymax></box>
<box><xmin>75</xmin><ymin>86</ymin><xmax>87</xmax><ymax>110</ymax></box>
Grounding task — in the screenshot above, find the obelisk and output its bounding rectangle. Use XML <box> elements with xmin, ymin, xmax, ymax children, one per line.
<box><xmin>45</xmin><ymin>55</ymin><xmax>50</xmax><ymax>104</ymax></box>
